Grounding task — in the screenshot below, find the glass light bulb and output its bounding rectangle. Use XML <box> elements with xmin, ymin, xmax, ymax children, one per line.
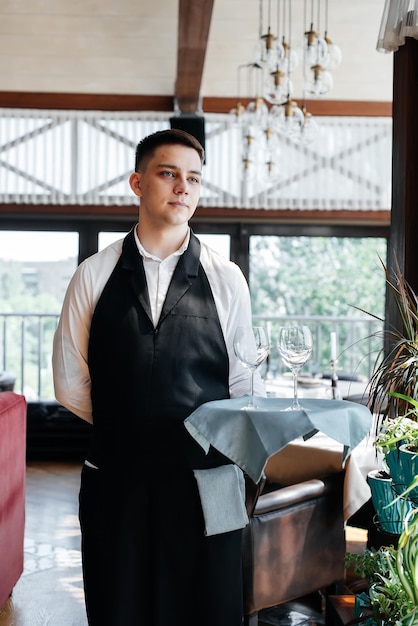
<box><xmin>275</xmin><ymin>41</ymin><xmax>286</xmax><ymax>64</ymax></box>
<box><xmin>285</xmin><ymin>103</ymin><xmax>305</xmax><ymax>138</ymax></box>
<box><xmin>264</xmin><ymin>71</ymin><xmax>292</xmax><ymax>105</ymax></box>
<box><xmin>274</xmin><ymin>100</ymin><xmax>304</xmax><ymax>138</ymax></box>
<box><xmin>273</xmin><ymin>100</ymin><xmax>298</xmax><ymax>137</ymax></box>
<box><xmin>245</xmin><ymin>98</ymin><xmax>269</xmax><ymax>123</ymax></box>
<box><xmin>229</xmin><ymin>102</ymin><xmax>246</xmax><ymax>122</ymax></box>
<box><xmin>266</xmin><ymin>47</ymin><xmax>280</xmax><ymax>72</ymax></box>
<box><xmin>304</xmin><ymin>67</ymin><xmax>333</xmax><ymax>97</ymax></box>
<box><xmin>300</xmin><ymin>112</ymin><xmax>319</xmax><ymax>144</ymax></box>
<box><xmin>268</xmin><ymin>104</ymin><xmax>286</xmax><ymax>133</ymax></box>
<box><xmin>325</xmin><ymin>40</ymin><xmax>342</xmax><ymax>71</ymax></box>
<box><xmin>305</xmin><ymin>36</ymin><xmax>329</xmax><ymax>68</ymax></box>
<box><xmin>280</xmin><ymin>40</ymin><xmax>299</xmax><ymax>73</ymax></box>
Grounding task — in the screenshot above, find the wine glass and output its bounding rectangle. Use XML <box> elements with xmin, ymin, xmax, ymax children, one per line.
<box><xmin>277</xmin><ymin>325</ymin><xmax>313</xmax><ymax>411</ymax></box>
<box><xmin>233</xmin><ymin>325</ymin><xmax>270</xmax><ymax>410</ymax></box>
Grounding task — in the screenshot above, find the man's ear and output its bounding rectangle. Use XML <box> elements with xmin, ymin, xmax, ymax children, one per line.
<box><xmin>129</xmin><ymin>172</ymin><xmax>142</xmax><ymax>197</ymax></box>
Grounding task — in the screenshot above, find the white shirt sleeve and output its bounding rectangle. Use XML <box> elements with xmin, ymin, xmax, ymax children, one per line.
<box><xmin>52</xmin><ymin>239</ymin><xmax>123</xmax><ymax>423</ymax></box>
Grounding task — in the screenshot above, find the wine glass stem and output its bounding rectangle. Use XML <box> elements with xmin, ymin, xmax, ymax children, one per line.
<box><xmin>292</xmin><ymin>367</ymin><xmax>301</xmax><ymax>409</ymax></box>
<box><xmin>249</xmin><ymin>369</ymin><xmax>255</xmax><ymax>407</ymax></box>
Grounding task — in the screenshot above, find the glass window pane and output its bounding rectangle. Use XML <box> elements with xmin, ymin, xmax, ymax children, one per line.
<box><xmin>249</xmin><ymin>235</ymin><xmax>387</xmax><ymax>384</ymax></box>
<box><xmin>0</xmin><ymin>230</ymin><xmax>79</xmax><ymax>400</ymax></box>
<box><xmin>98</xmin><ymin>231</ymin><xmax>127</xmax><ymax>251</ymax></box>
<box><xmin>0</xmin><ymin>230</ymin><xmax>78</xmax><ymax>302</ymax></box>
<box><xmin>197</xmin><ymin>234</ymin><xmax>230</xmax><ymax>259</ymax></box>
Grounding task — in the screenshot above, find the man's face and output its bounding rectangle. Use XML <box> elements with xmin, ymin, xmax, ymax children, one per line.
<box><xmin>129</xmin><ymin>143</ymin><xmax>202</xmax><ymax>229</ymax></box>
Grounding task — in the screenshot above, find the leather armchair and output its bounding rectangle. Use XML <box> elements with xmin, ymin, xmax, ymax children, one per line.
<box><xmin>242</xmin><ymin>472</ymin><xmax>345</xmax><ymax>625</ymax></box>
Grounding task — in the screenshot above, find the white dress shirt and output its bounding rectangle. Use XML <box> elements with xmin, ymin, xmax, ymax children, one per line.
<box><xmin>52</xmin><ymin>227</ymin><xmax>266</xmax><ymax>423</ymax></box>
<box><xmin>134</xmin><ymin>228</ymin><xmax>189</xmax><ymax>326</ymax></box>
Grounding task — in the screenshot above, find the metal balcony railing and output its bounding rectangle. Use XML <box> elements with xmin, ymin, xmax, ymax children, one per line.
<box><xmin>0</xmin><ymin>312</ymin><xmax>383</xmax><ymax>401</ymax></box>
<box><xmin>253</xmin><ymin>314</ymin><xmax>382</xmax><ymax>382</ymax></box>
<box><xmin>0</xmin><ymin>312</ymin><xmax>60</xmax><ymax>400</ymax></box>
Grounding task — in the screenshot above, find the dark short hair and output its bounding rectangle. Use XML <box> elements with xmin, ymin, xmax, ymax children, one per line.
<box><xmin>134</xmin><ymin>129</ymin><xmax>205</xmax><ymax>172</ymax></box>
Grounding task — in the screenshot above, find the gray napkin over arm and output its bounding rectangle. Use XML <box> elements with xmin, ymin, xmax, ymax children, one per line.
<box><xmin>193</xmin><ymin>465</ymin><xmax>249</xmax><ymax>536</ymax></box>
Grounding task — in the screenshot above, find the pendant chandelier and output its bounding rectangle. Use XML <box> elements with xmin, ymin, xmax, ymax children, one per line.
<box><xmin>230</xmin><ymin>0</ymin><xmax>342</xmax><ymax>182</ymax></box>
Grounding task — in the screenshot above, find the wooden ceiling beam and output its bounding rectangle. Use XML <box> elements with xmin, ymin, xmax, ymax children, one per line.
<box><xmin>175</xmin><ymin>0</ymin><xmax>215</xmax><ymax>114</ymax></box>
<box><xmin>0</xmin><ymin>91</ymin><xmax>392</xmax><ymax>117</ymax></box>
<box><xmin>0</xmin><ymin>203</ymin><xmax>390</xmax><ymax>227</ymax></box>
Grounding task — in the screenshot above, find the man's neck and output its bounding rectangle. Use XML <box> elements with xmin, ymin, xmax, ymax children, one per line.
<box><xmin>136</xmin><ymin>223</ymin><xmax>189</xmax><ymax>260</ymax></box>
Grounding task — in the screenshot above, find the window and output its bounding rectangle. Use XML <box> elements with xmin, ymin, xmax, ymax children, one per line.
<box><xmin>249</xmin><ymin>235</ymin><xmax>387</xmax><ymax>379</ymax></box>
<box><xmin>0</xmin><ymin>230</ymin><xmax>78</xmax><ymax>399</ymax></box>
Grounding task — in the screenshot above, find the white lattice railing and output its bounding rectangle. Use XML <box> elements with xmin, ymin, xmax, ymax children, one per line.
<box><xmin>0</xmin><ymin>108</ymin><xmax>392</xmax><ymax>211</ymax></box>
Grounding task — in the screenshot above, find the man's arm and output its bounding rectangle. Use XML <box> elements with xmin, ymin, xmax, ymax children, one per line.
<box><xmin>52</xmin><ymin>262</ymin><xmax>95</xmax><ymax>423</ymax></box>
<box><xmin>52</xmin><ymin>238</ymin><xmax>123</xmax><ymax>423</ymax></box>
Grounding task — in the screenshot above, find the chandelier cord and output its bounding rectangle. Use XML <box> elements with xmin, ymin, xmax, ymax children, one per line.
<box><xmin>325</xmin><ymin>0</ymin><xmax>329</xmax><ymax>36</ymax></box>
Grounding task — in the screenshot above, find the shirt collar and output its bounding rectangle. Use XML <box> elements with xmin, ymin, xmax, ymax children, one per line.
<box><xmin>133</xmin><ymin>225</ymin><xmax>190</xmax><ymax>262</ymax></box>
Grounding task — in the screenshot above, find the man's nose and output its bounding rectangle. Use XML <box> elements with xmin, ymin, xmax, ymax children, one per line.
<box><xmin>174</xmin><ymin>175</ymin><xmax>188</xmax><ymax>194</ymax></box>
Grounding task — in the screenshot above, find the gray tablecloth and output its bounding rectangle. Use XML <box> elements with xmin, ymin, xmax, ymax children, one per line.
<box><xmin>184</xmin><ymin>396</ymin><xmax>373</xmax><ymax>483</ymax></box>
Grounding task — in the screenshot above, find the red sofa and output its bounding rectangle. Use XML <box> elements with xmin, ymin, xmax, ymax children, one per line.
<box><xmin>0</xmin><ymin>391</ymin><xmax>26</xmax><ymax>609</ymax></box>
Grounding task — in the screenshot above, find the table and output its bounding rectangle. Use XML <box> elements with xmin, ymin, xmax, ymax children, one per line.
<box><xmin>266</xmin><ymin>374</ymin><xmax>369</xmax><ymax>402</ymax></box>
<box><xmin>184</xmin><ymin>396</ymin><xmax>373</xmax><ymax>493</ymax></box>
<box><xmin>264</xmin><ymin>430</ymin><xmax>382</xmax><ymax>520</ymax></box>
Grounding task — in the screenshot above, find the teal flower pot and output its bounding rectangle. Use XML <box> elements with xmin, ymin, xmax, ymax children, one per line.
<box><xmin>384</xmin><ymin>447</ymin><xmax>407</xmax><ymax>495</ymax></box>
<box><xmin>398</xmin><ymin>444</ymin><xmax>418</xmax><ymax>503</ymax></box>
<box><xmin>367</xmin><ymin>469</ymin><xmax>413</xmax><ymax>535</ymax></box>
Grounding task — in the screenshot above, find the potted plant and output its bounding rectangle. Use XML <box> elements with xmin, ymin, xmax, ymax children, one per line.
<box><xmin>391</xmin><ymin>396</ymin><xmax>418</xmax><ymax>503</ymax></box>
<box><xmin>349</xmin><ymin>260</ymin><xmax>418</xmax><ymax>619</ymax></box>
<box><xmin>357</xmin><ymin>257</ymin><xmax>418</xmax><ymax>421</ymax></box>
<box><xmin>367</xmin><ymin>468</ymin><xmax>412</xmax><ymax>536</ymax></box>
<box><xmin>354</xmin><ymin>258</ymin><xmax>418</xmax><ymax>532</ymax></box>
<box><xmin>374</xmin><ymin>407</ymin><xmax>418</xmax><ymax>480</ymax></box>
<box><xmin>345</xmin><ymin>508</ymin><xmax>418</xmax><ymax>625</ymax></box>
<box><xmin>368</xmin><ymin>398</ymin><xmax>418</xmax><ymax>533</ymax></box>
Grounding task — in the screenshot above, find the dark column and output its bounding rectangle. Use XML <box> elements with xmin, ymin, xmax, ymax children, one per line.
<box><xmin>390</xmin><ymin>37</ymin><xmax>418</xmax><ymax>293</ymax></box>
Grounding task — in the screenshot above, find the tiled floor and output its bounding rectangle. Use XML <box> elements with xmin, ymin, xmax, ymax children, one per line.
<box><xmin>0</xmin><ymin>462</ymin><xmax>366</xmax><ymax>625</ymax></box>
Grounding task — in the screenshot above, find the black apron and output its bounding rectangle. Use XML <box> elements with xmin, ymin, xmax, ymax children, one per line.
<box><xmin>79</xmin><ymin>229</ymin><xmax>243</xmax><ymax>626</ymax></box>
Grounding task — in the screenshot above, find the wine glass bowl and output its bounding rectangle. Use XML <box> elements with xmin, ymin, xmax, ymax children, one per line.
<box><xmin>234</xmin><ymin>325</ymin><xmax>270</xmax><ymax>410</ymax></box>
<box><xmin>277</xmin><ymin>325</ymin><xmax>313</xmax><ymax>410</ymax></box>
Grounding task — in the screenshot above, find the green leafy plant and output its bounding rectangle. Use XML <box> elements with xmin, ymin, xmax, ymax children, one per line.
<box><xmin>350</xmin><ymin>266</ymin><xmax>418</xmax><ymax>623</ymax></box>
<box><xmin>374</xmin><ymin>411</ymin><xmax>418</xmax><ymax>457</ymax></box>
<box><xmin>346</xmin><ymin>509</ymin><xmax>418</xmax><ymax>625</ymax></box>
<box><xmin>356</xmin><ymin>257</ymin><xmax>418</xmax><ymax>420</ymax></box>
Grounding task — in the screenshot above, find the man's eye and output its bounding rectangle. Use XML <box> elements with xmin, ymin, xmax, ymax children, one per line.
<box><xmin>162</xmin><ymin>170</ymin><xmax>174</xmax><ymax>178</ymax></box>
<box><xmin>189</xmin><ymin>177</ymin><xmax>200</xmax><ymax>184</ymax></box>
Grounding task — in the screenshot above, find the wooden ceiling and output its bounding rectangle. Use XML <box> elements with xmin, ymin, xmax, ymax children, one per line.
<box><xmin>0</xmin><ymin>1</ymin><xmax>393</xmax><ymax>110</ymax></box>
<box><xmin>175</xmin><ymin>0</ymin><xmax>215</xmax><ymax>113</ymax></box>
